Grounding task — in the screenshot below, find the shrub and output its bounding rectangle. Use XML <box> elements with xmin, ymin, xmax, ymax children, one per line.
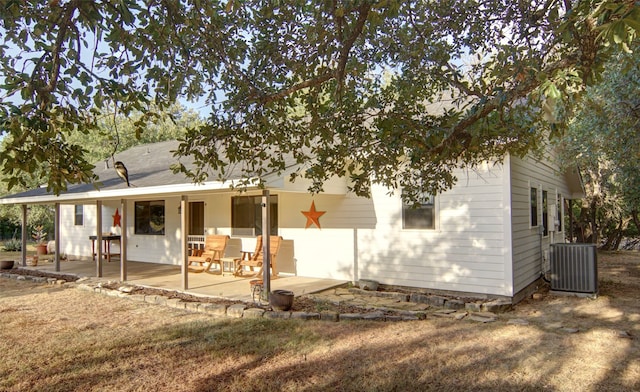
<box><xmin>2</xmin><ymin>238</ymin><xmax>22</xmax><ymax>252</ymax></box>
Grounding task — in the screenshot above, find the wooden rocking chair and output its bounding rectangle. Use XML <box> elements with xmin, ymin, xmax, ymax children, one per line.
<box><xmin>234</xmin><ymin>235</ymin><xmax>282</xmax><ymax>277</ymax></box>
<box><xmin>188</xmin><ymin>235</ymin><xmax>229</xmax><ymax>274</ymax></box>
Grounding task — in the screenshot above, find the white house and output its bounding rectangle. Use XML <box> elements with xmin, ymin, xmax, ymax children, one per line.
<box><xmin>1</xmin><ymin>140</ymin><xmax>583</xmax><ymax>302</ymax></box>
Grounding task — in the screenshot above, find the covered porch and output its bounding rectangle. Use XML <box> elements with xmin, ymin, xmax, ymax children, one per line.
<box><xmin>0</xmin><ymin>141</ymin><xmax>355</xmax><ymax>297</ymax></box>
<box><xmin>22</xmin><ymin>258</ymin><xmax>346</xmax><ymax>302</ymax></box>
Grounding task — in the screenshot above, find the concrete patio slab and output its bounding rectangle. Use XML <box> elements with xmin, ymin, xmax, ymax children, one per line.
<box><xmin>23</xmin><ymin>258</ymin><xmax>347</xmax><ymax>302</ymax></box>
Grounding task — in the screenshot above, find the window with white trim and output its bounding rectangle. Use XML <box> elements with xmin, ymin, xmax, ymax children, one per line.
<box><xmin>74</xmin><ymin>205</ymin><xmax>83</xmax><ymax>226</ymax></box>
<box><xmin>542</xmin><ymin>190</ymin><xmax>549</xmax><ymax>236</ymax></box>
<box><xmin>231</xmin><ymin>195</ymin><xmax>278</xmax><ymax>236</ymax></box>
<box><xmin>402</xmin><ymin>191</ymin><xmax>435</xmax><ymax>230</ymax></box>
<box><xmin>530</xmin><ymin>186</ymin><xmax>538</xmax><ymax>227</ymax></box>
<box><xmin>557</xmin><ymin>193</ymin><xmax>563</xmax><ymax>232</ymax></box>
<box><xmin>134</xmin><ymin>200</ymin><xmax>165</xmax><ymax>235</ymax></box>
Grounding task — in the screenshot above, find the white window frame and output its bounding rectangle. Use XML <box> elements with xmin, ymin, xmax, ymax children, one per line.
<box><xmin>542</xmin><ymin>189</ymin><xmax>549</xmax><ymax>237</ymax></box>
<box><xmin>556</xmin><ymin>192</ymin><xmax>563</xmax><ymax>233</ymax></box>
<box><xmin>529</xmin><ymin>182</ymin><xmax>539</xmax><ymax>229</ymax></box>
<box><xmin>402</xmin><ymin>191</ymin><xmax>437</xmax><ymax>230</ymax></box>
<box><xmin>134</xmin><ymin>200</ymin><xmax>165</xmax><ymax>235</ymax></box>
<box><xmin>74</xmin><ymin>205</ymin><xmax>84</xmax><ymax>226</ymax></box>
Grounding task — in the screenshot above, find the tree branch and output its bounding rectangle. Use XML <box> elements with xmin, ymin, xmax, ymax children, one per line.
<box><xmin>256</xmin><ymin>3</ymin><xmax>372</xmax><ymax>105</ymax></box>
<box><xmin>335</xmin><ymin>3</ymin><xmax>371</xmax><ymax>97</ymax></box>
<box><xmin>257</xmin><ymin>72</ymin><xmax>335</xmax><ymax>105</ymax></box>
<box><xmin>35</xmin><ymin>0</ymin><xmax>79</xmax><ymax>97</ymax></box>
<box><xmin>430</xmin><ymin>56</ymin><xmax>577</xmax><ymax>157</ymax></box>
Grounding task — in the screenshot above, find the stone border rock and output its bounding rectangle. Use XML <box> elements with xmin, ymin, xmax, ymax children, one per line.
<box><xmin>1</xmin><ymin>271</ymin><xmax>507</xmax><ymax>323</ymax></box>
<box><xmin>367</xmin><ymin>288</ymin><xmax>513</xmax><ymax>313</ymax></box>
<box><xmin>72</xmin><ymin>280</ymin><xmax>425</xmax><ymax>322</ymax></box>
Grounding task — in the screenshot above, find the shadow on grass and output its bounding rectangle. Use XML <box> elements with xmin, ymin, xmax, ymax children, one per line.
<box><xmin>1</xmin><ymin>252</ymin><xmax>639</xmax><ymax>391</ymax></box>
<box><xmin>13</xmin><ymin>314</ymin><xmax>636</xmax><ymax>392</ymax></box>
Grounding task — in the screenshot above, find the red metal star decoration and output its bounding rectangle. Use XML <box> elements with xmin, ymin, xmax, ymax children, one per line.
<box><xmin>112</xmin><ymin>208</ymin><xmax>121</xmax><ymax>227</ymax></box>
<box><xmin>301</xmin><ymin>200</ymin><xmax>326</xmax><ymax>229</ymax></box>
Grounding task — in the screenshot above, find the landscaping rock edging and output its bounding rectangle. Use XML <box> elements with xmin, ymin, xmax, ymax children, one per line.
<box><xmin>72</xmin><ymin>281</ymin><xmax>426</xmax><ymax>322</ymax></box>
<box><xmin>1</xmin><ymin>271</ymin><xmax>508</xmax><ymax>323</ymax></box>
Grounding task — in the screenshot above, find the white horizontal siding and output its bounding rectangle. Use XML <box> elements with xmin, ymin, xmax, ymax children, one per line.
<box><xmin>510</xmin><ymin>148</ymin><xmax>574</xmax><ymax>293</ymax></box>
<box><xmin>61</xmin><ymin>198</ymin><xmax>184</xmax><ymax>265</ymax></box>
<box><xmin>60</xmin><ymin>204</ymin><xmax>97</xmax><ymax>259</ymax></box>
<box><xmin>56</xmin><ymin>160</ymin><xmax>515</xmax><ymax>297</ymax></box>
<box><xmin>352</xmin><ymin>163</ymin><xmax>511</xmax><ymax>296</ymax></box>
<box><xmin>189</xmin><ymin>166</ymin><xmax>512</xmax><ymax>297</ymax></box>
<box><xmin>60</xmin><ymin>201</ymin><xmax>125</xmax><ymax>259</ymax></box>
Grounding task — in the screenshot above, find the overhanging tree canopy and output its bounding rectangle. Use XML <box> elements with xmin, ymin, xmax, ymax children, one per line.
<box><xmin>0</xmin><ymin>0</ymin><xmax>638</xmax><ymax>200</ymax></box>
<box><xmin>559</xmin><ymin>46</ymin><xmax>640</xmax><ymax>246</ymax></box>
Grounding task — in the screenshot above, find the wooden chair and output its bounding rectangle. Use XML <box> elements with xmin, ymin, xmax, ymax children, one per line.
<box><xmin>234</xmin><ymin>235</ymin><xmax>282</xmax><ymax>277</ymax></box>
<box><xmin>188</xmin><ymin>235</ymin><xmax>229</xmax><ymax>274</ymax></box>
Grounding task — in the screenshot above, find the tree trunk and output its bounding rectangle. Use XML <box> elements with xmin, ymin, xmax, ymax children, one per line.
<box><xmin>632</xmin><ymin>209</ymin><xmax>640</xmax><ymax>237</ymax></box>
<box><xmin>601</xmin><ymin>228</ymin><xmax>616</xmax><ymax>250</ymax></box>
<box><xmin>612</xmin><ymin>229</ymin><xmax>624</xmax><ymax>251</ymax></box>
<box><xmin>590</xmin><ymin>199</ymin><xmax>598</xmax><ymax>245</ymax></box>
<box><xmin>612</xmin><ymin>217</ymin><xmax>632</xmax><ymax>251</ymax></box>
<box><xmin>602</xmin><ymin>217</ymin><xmax>629</xmax><ymax>251</ymax></box>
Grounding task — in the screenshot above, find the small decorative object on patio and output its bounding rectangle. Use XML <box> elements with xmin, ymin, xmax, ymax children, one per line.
<box><xmin>270</xmin><ymin>289</ymin><xmax>294</xmax><ymax>311</ymax></box>
<box><xmin>250</xmin><ymin>279</ymin><xmax>263</xmax><ymax>304</ymax></box>
<box><xmin>32</xmin><ymin>225</ymin><xmax>48</xmax><ymax>256</ymax></box>
<box><xmin>26</xmin><ymin>255</ymin><xmax>38</xmax><ymax>267</ymax></box>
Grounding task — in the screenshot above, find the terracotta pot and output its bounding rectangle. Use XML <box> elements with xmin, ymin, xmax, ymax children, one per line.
<box><xmin>35</xmin><ymin>244</ymin><xmax>48</xmax><ymax>256</ymax></box>
<box><xmin>0</xmin><ymin>260</ymin><xmax>14</xmax><ymax>270</ymax></box>
<box><xmin>269</xmin><ymin>289</ymin><xmax>294</xmax><ymax>311</ymax></box>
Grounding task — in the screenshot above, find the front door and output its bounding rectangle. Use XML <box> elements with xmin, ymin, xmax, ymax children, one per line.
<box><xmin>188</xmin><ymin>202</ymin><xmax>204</xmax><ymax>235</ymax></box>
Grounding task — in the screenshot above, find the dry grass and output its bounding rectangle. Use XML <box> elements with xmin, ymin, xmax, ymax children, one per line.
<box><xmin>1</xmin><ymin>251</ymin><xmax>639</xmax><ymax>391</ymax></box>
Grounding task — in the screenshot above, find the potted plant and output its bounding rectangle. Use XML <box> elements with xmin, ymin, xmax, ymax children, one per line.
<box><xmin>269</xmin><ymin>289</ymin><xmax>295</xmax><ymax>311</ymax></box>
<box><xmin>32</xmin><ymin>225</ymin><xmax>48</xmax><ymax>256</ymax></box>
<box><xmin>0</xmin><ymin>260</ymin><xmax>14</xmax><ymax>270</ymax></box>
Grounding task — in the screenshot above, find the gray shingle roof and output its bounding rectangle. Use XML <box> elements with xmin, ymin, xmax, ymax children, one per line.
<box><xmin>0</xmin><ymin>140</ymin><xmax>253</xmax><ymax>204</ymax></box>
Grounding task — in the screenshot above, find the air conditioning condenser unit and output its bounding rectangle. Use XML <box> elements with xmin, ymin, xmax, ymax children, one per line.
<box><xmin>550</xmin><ymin>243</ymin><xmax>598</xmax><ymax>296</ymax></box>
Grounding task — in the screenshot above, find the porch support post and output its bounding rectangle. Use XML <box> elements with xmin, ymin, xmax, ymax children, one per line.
<box><xmin>120</xmin><ymin>199</ymin><xmax>127</xmax><ymax>282</ymax></box>
<box><xmin>54</xmin><ymin>203</ymin><xmax>60</xmax><ymax>272</ymax></box>
<box><xmin>261</xmin><ymin>190</ymin><xmax>271</xmax><ymax>300</ymax></box>
<box><xmin>20</xmin><ymin>204</ymin><xmax>27</xmax><ymax>267</ymax></box>
<box><xmin>353</xmin><ymin>228</ymin><xmax>359</xmax><ymax>284</ymax></box>
<box><xmin>96</xmin><ymin>200</ymin><xmax>103</xmax><ymax>277</ymax></box>
<box><xmin>181</xmin><ymin>195</ymin><xmax>189</xmax><ymax>291</ymax></box>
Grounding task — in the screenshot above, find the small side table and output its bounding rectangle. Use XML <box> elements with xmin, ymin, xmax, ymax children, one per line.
<box><xmin>220</xmin><ymin>257</ymin><xmax>237</xmax><ymax>276</ymax></box>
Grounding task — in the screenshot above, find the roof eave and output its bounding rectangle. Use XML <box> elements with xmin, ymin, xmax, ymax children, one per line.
<box><xmin>0</xmin><ymin>179</ymin><xmax>260</xmax><ymax>205</ymax></box>
<box><xmin>565</xmin><ymin>166</ymin><xmax>585</xmax><ymax>199</ymax></box>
